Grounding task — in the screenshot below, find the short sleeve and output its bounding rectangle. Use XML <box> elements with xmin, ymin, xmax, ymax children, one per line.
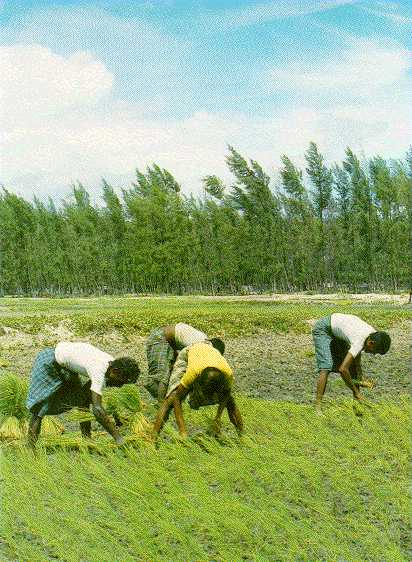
<box><xmin>88</xmin><ymin>366</ymin><xmax>106</xmax><ymax>395</ymax></box>
<box><xmin>348</xmin><ymin>339</ymin><xmax>364</xmax><ymax>359</ymax></box>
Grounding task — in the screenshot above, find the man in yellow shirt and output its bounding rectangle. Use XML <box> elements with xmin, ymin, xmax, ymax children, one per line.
<box><xmin>153</xmin><ymin>342</ymin><xmax>243</xmax><ymax>438</ymax></box>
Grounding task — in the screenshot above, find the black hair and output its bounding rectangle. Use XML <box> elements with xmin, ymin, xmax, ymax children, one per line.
<box><xmin>197</xmin><ymin>367</ymin><xmax>231</xmax><ymax>397</ymax></box>
<box><xmin>110</xmin><ymin>357</ymin><xmax>140</xmax><ymax>383</ymax></box>
<box><xmin>209</xmin><ymin>337</ymin><xmax>225</xmax><ymax>355</ymax></box>
<box><xmin>368</xmin><ymin>332</ymin><xmax>391</xmax><ymax>355</ymax></box>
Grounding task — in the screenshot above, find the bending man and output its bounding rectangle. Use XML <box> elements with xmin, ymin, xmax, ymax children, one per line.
<box><xmin>312</xmin><ymin>313</ymin><xmax>391</xmax><ymax>413</ymax></box>
<box><xmin>145</xmin><ymin>322</ymin><xmax>224</xmax><ymax>402</ymax></box>
<box><xmin>153</xmin><ymin>341</ymin><xmax>243</xmax><ymax>438</ymax></box>
<box><xmin>26</xmin><ymin>341</ymin><xmax>140</xmax><ymax>447</ymax></box>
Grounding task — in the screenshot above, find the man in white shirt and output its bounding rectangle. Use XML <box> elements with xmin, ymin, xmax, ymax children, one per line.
<box><xmin>312</xmin><ymin>314</ymin><xmax>391</xmax><ymax>413</ymax></box>
<box><xmin>26</xmin><ymin>342</ymin><xmax>140</xmax><ymax>447</ymax></box>
<box><xmin>145</xmin><ymin>322</ymin><xmax>224</xmax><ymax>402</ymax></box>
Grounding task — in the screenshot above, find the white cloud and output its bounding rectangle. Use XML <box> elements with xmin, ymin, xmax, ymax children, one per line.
<box><xmin>0</xmin><ymin>8</ymin><xmax>191</xmax><ymax>98</ymax></box>
<box><xmin>0</xmin><ymin>44</ymin><xmax>410</xmax><ymax>201</ymax></box>
<box><xmin>268</xmin><ymin>40</ymin><xmax>410</xmax><ymax>94</ymax></box>
<box><xmin>1</xmin><ymin>45</ymin><xmax>113</xmax><ymax>128</ymax></box>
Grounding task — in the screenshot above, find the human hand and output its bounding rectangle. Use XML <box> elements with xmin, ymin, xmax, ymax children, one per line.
<box><xmin>208</xmin><ymin>420</ymin><xmax>222</xmax><ymax>437</ymax></box>
<box><xmin>360</xmin><ymin>378</ymin><xmax>375</xmax><ymax>389</ymax></box>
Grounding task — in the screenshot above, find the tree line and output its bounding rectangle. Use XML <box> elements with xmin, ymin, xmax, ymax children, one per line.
<box><xmin>0</xmin><ymin>143</ymin><xmax>410</xmax><ymax>295</ymax></box>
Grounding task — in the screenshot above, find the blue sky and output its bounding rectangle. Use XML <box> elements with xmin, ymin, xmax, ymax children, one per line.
<box><xmin>0</xmin><ymin>0</ymin><xmax>410</xmax><ymax>198</ymax></box>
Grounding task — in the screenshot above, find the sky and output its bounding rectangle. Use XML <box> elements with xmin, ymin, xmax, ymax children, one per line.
<box><xmin>0</xmin><ymin>0</ymin><xmax>410</xmax><ymax>200</ymax></box>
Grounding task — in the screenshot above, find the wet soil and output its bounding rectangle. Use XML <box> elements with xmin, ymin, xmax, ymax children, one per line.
<box><xmin>0</xmin><ymin>321</ymin><xmax>409</xmax><ymax>405</ymax></box>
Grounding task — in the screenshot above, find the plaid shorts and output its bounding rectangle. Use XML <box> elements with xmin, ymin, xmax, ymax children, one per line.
<box><xmin>26</xmin><ymin>347</ymin><xmax>91</xmax><ymax>417</ymax></box>
<box><xmin>145</xmin><ymin>328</ymin><xmax>175</xmax><ymax>389</ymax></box>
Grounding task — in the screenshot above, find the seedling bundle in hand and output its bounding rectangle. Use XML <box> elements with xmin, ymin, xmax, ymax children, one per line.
<box><xmin>0</xmin><ymin>373</ymin><xmax>30</xmax><ymax>440</ymax></box>
<box><xmin>0</xmin><ymin>373</ymin><xmax>65</xmax><ymax>440</ymax></box>
<box><xmin>0</xmin><ymin>374</ymin><xmax>152</xmax><ymax>447</ymax></box>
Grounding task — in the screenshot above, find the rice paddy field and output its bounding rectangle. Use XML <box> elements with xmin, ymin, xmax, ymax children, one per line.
<box><xmin>0</xmin><ymin>294</ymin><xmax>410</xmax><ymax>561</ymax></box>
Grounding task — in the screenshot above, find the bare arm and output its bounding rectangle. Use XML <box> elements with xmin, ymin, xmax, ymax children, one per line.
<box><xmin>352</xmin><ymin>354</ymin><xmax>362</xmax><ymax>393</ymax></box>
<box><xmin>153</xmin><ymin>385</ymin><xmax>190</xmax><ymax>437</ymax></box>
<box><xmin>353</xmin><ymin>356</ymin><xmax>375</xmax><ymax>389</ymax></box>
<box><xmin>338</xmin><ymin>352</ymin><xmax>361</xmax><ymax>399</ymax></box>
<box><xmin>353</xmin><ymin>354</ymin><xmax>363</xmax><ymax>379</ymax></box>
<box><xmin>209</xmin><ymin>401</ymin><xmax>226</xmax><ymax>436</ymax></box>
<box><xmin>173</xmin><ymin>396</ymin><xmax>188</xmax><ymax>437</ymax></box>
<box><xmin>91</xmin><ymin>391</ymin><xmax>124</xmax><ymax>444</ymax></box>
<box><xmin>226</xmin><ymin>394</ymin><xmax>244</xmax><ymax>435</ymax></box>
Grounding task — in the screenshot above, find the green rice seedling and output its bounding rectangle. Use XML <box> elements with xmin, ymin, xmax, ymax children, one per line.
<box><xmin>40</xmin><ymin>433</ymin><xmax>88</xmax><ymax>452</ymax></box>
<box><xmin>0</xmin><ymin>373</ymin><xmax>29</xmax><ymax>424</ymax></box>
<box><xmin>0</xmin><ymin>416</ymin><xmax>25</xmax><ymax>440</ymax></box>
<box><xmin>129</xmin><ymin>412</ymin><xmax>153</xmax><ymax>441</ymax></box>
<box><xmin>0</xmin><ymin>373</ymin><xmax>30</xmax><ymax>439</ymax></box>
<box><xmin>1</xmin><ymin>397</ymin><xmax>410</xmax><ymax>561</ymax></box>
<box><xmin>41</xmin><ymin>416</ymin><xmax>65</xmax><ymax>436</ymax></box>
<box><xmin>115</xmin><ymin>384</ymin><xmax>141</xmax><ymax>413</ymax></box>
<box><xmin>103</xmin><ymin>384</ymin><xmax>141</xmax><ymax>423</ymax></box>
<box><xmin>65</xmin><ymin>408</ymin><xmax>95</xmax><ymax>423</ymax></box>
<box><xmin>102</xmin><ymin>387</ymin><xmax>121</xmax><ymax>418</ymax></box>
<box><xmin>352</xmin><ymin>378</ymin><xmax>375</xmax><ymax>389</ymax></box>
<box><xmin>39</xmin><ymin>431</ymin><xmax>111</xmax><ymax>453</ymax></box>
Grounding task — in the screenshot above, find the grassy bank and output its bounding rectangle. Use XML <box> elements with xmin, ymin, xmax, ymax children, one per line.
<box><xmin>0</xmin><ymin>295</ymin><xmax>409</xmax><ymax>337</ymax></box>
<box><xmin>1</xmin><ymin>396</ymin><xmax>410</xmax><ymax>561</ymax></box>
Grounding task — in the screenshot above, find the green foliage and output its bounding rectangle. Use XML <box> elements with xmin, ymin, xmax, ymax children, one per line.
<box><xmin>0</xmin><ymin>146</ymin><xmax>410</xmax><ymax>294</ymax></box>
<box><xmin>202</xmin><ymin>174</ymin><xmax>225</xmax><ymax>199</ymax></box>
<box><xmin>1</xmin><ymin>397</ymin><xmax>410</xmax><ymax>561</ymax></box>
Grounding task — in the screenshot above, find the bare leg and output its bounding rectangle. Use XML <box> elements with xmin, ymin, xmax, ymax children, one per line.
<box><xmin>80</xmin><ymin>420</ymin><xmax>92</xmax><ymax>438</ymax></box>
<box><xmin>157</xmin><ymin>382</ymin><xmax>167</xmax><ymax>404</ymax></box>
<box><xmin>315</xmin><ymin>370</ymin><xmax>329</xmax><ymax>413</ymax></box>
<box><xmin>28</xmin><ymin>414</ymin><xmax>42</xmax><ymax>448</ymax></box>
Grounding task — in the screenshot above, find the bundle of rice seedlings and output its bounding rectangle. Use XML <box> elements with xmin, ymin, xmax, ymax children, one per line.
<box><xmin>117</xmin><ymin>384</ymin><xmax>141</xmax><ymax>413</ymax></box>
<box><xmin>41</xmin><ymin>416</ymin><xmax>65</xmax><ymax>435</ymax></box>
<box><xmin>103</xmin><ymin>385</ymin><xmax>141</xmax><ymax>423</ymax></box>
<box><xmin>0</xmin><ymin>373</ymin><xmax>29</xmax><ymax>423</ymax></box>
<box><xmin>129</xmin><ymin>413</ymin><xmax>153</xmax><ymax>442</ymax></box>
<box><xmin>40</xmin><ymin>433</ymin><xmax>87</xmax><ymax>451</ymax></box>
<box><xmin>357</xmin><ymin>378</ymin><xmax>375</xmax><ymax>389</ymax></box>
<box><xmin>0</xmin><ymin>374</ymin><xmax>30</xmax><ymax>440</ymax></box>
<box><xmin>65</xmin><ymin>408</ymin><xmax>95</xmax><ymax>423</ymax></box>
<box><xmin>0</xmin><ymin>416</ymin><xmax>25</xmax><ymax>440</ymax></box>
